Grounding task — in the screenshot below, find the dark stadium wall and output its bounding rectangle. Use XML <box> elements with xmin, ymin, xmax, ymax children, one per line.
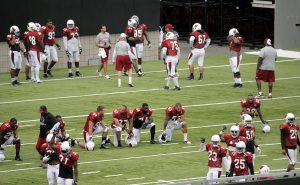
<box><xmin>0</xmin><ymin>0</ymin><xmax>160</xmax><ymax>41</ymax></box>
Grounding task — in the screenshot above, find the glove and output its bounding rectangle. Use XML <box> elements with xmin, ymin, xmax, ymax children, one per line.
<box><xmin>66</xmin><ymin>51</ymin><xmax>71</xmax><ymax>57</ymax></box>
<box><xmin>56</xmin><ymin>43</ymin><xmax>61</xmax><ymax>50</ymax></box>
<box><xmin>226</xmin><ymin>171</ymin><xmax>230</xmax><ymax>177</ymax></box>
<box><xmin>200</xmin><ymin>137</ymin><xmax>205</xmax><ymax>143</ymax></box>
<box><xmin>79</xmin><ymin>48</ymin><xmax>83</xmax><ymax>54</ymax></box>
<box><xmin>219</xmin><ymin>125</ymin><xmax>227</xmax><ymax>135</ymax></box>
<box><xmin>147</xmin><ymin>41</ymin><xmax>151</xmax><ymax>48</ymax></box>
<box><xmin>256</xmin><ymin>146</ymin><xmax>262</xmax><ymax>155</ymax></box>
<box><xmin>262</xmin><ymin>120</ymin><xmax>269</xmax><ymax>125</ymax></box>
<box><xmin>42</xmin><ymin>155</ymin><xmax>50</xmax><ymax>163</ymax></box>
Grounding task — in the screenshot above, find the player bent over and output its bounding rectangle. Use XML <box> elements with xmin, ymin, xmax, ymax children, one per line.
<box><xmin>0</xmin><ymin>118</ymin><xmax>21</xmax><ymax>161</ymax></box>
<box><xmin>160</xmin><ymin>103</ymin><xmax>191</xmax><ymax>144</ymax></box>
<box><xmin>132</xmin><ymin>103</ymin><xmax>156</xmax><ymax>144</ymax></box>
<box><xmin>41</xmin><ymin>134</ymin><xmax>59</xmax><ymax>185</ymax></box>
<box><xmin>279</xmin><ymin>113</ymin><xmax>300</xmax><ymax>172</ymax></box>
<box><xmin>200</xmin><ymin>135</ymin><xmax>230</xmax><ymax>183</ymax></box>
<box><xmin>71</xmin><ymin>106</ymin><xmax>110</xmax><ymax>149</ymax></box>
<box><xmin>111</xmin><ymin>105</ymin><xmax>133</xmax><ymax>147</ymax></box>
<box><xmin>50</xmin><ymin>134</ymin><xmax>79</xmax><ymax>185</ymax></box>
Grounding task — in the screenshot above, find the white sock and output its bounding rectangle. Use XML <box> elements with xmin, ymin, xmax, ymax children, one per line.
<box><xmin>138</xmin><ymin>65</ymin><xmax>141</xmax><ymax>70</ymax></box>
<box><xmin>237</xmin><ymin>78</ymin><xmax>242</xmax><ymax>84</ymax></box>
<box><xmin>31</xmin><ymin>67</ymin><xmax>35</xmax><ymax>79</ymax></box>
<box><xmin>11</xmin><ymin>77</ymin><xmax>16</xmax><ymax>82</ymax></box>
<box><xmin>128</xmin><ymin>77</ymin><xmax>132</xmax><ymax>84</ymax></box>
<box><xmin>234</xmin><ymin>78</ymin><xmax>238</xmax><ymax>83</ymax></box>
<box><xmin>118</xmin><ymin>79</ymin><xmax>121</xmax><ymax>87</ymax></box>
<box><xmin>76</xmin><ymin>68</ymin><xmax>79</xmax><ymax>72</ymax></box>
<box><xmin>35</xmin><ymin>67</ymin><xmax>40</xmax><ymax>81</ymax></box>
<box><xmin>183</xmin><ymin>133</ymin><xmax>188</xmax><ymax>141</ymax></box>
<box><xmin>269</xmin><ymin>93</ymin><xmax>272</xmax><ymax>96</ymax></box>
<box><xmin>173</xmin><ymin>77</ymin><xmax>179</xmax><ymax>87</ymax></box>
<box><xmin>259</xmin><ymin>91</ymin><xmax>263</xmax><ymax>95</ymax></box>
<box><xmin>68</xmin><ymin>69</ymin><xmax>72</xmax><ymax>73</ymax></box>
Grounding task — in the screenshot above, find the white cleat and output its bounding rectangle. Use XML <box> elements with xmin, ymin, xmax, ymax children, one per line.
<box><xmin>104</xmin><ymin>75</ymin><xmax>110</xmax><ymax>79</ymax></box>
<box><xmin>183</xmin><ymin>140</ymin><xmax>191</xmax><ymax>144</ymax></box>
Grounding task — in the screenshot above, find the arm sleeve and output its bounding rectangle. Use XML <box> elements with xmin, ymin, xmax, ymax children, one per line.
<box><xmin>63</xmin><ymin>36</ymin><xmax>68</xmax><ymax>50</ymax></box>
<box><xmin>189</xmin><ymin>36</ymin><xmax>195</xmax><ymax>48</ymax></box>
<box><xmin>280</xmin><ymin>130</ymin><xmax>286</xmax><ymax>149</ymax></box>
<box><xmin>204</xmin><ymin>38</ymin><xmax>211</xmax><ymax>48</ymax></box>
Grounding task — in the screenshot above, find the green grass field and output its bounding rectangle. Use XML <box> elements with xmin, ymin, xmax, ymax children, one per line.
<box><xmin>0</xmin><ymin>51</ymin><xmax>299</xmax><ymax>185</ymax></box>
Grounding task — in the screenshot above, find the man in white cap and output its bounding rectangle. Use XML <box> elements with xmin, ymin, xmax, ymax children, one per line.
<box><xmin>255</xmin><ymin>38</ymin><xmax>277</xmax><ymax>99</ymax></box>
<box><xmin>112</xmin><ymin>33</ymin><xmax>134</xmax><ymax>87</ymax></box>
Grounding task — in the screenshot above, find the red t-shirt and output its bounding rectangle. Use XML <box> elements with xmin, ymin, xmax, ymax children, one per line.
<box><xmin>41</xmin><ymin>25</ymin><xmax>56</xmax><ymax>45</ymax></box>
<box><xmin>162</xmin><ymin>39</ymin><xmax>179</xmax><ymax>56</ymax></box>
<box><xmin>279</xmin><ymin>123</ymin><xmax>299</xmax><ymax>147</ymax></box>
<box><xmin>230</xmin><ymin>152</ymin><xmax>253</xmax><ymax>176</ymax></box>
<box><xmin>206</xmin><ymin>143</ymin><xmax>227</xmax><ymax>168</ymax></box>
<box><xmin>190</xmin><ymin>31</ymin><xmax>209</xmax><ymax>49</ymax></box>
<box><xmin>83</xmin><ymin>112</ymin><xmax>104</xmax><ymax>132</ymax></box>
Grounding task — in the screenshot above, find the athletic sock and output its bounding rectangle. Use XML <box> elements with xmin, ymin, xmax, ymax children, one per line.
<box><xmin>173</xmin><ymin>77</ymin><xmax>179</xmax><ymax>87</ymax></box>
<box><xmin>183</xmin><ymin>133</ymin><xmax>188</xmax><ymax>141</ymax></box>
<box><xmin>128</xmin><ymin>77</ymin><xmax>132</xmax><ymax>84</ymax></box>
<box><xmin>150</xmin><ymin>125</ymin><xmax>155</xmax><ymax>140</ymax></box>
<box><xmin>68</xmin><ymin>69</ymin><xmax>72</xmax><ymax>73</ymax></box>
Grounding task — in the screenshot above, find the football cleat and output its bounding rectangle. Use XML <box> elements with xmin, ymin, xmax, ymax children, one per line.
<box><xmin>232</xmin><ymin>83</ymin><xmax>239</xmax><ymax>88</ymax></box>
<box><xmin>11</xmin><ymin>81</ymin><xmax>18</xmax><ymax>86</ymax></box>
<box><xmin>15</xmin><ymin>155</ymin><xmax>22</xmax><ymax>161</ymax></box>
<box><xmin>123</xmin><ymin>70</ymin><xmax>128</xmax><ymax>76</ymax></box>
<box><xmin>150</xmin><ymin>140</ymin><xmax>156</xmax><ymax>144</ymax></box>
<box><xmin>43</xmin><ymin>73</ymin><xmax>48</xmax><ymax>78</ymax></box>
<box><xmin>268</xmin><ymin>95</ymin><xmax>272</xmax><ymax>99</ymax></box>
<box><xmin>68</xmin><ymin>73</ymin><xmax>74</xmax><ymax>78</ymax></box>
<box><xmin>47</xmin><ymin>70</ymin><xmax>53</xmax><ymax>77</ymax></box>
<box><xmin>117</xmin><ymin>143</ymin><xmax>123</xmax><ymax>148</ymax></box>
<box><xmin>173</xmin><ymin>86</ymin><xmax>181</xmax><ymax>91</ymax></box>
<box><xmin>198</xmin><ymin>74</ymin><xmax>203</xmax><ymax>81</ymax></box>
<box><xmin>26</xmin><ymin>76</ymin><xmax>31</xmax><ymax>81</ymax></box>
<box><xmin>36</xmin><ymin>80</ymin><xmax>42</xmax><ymax>83</ymax></box>
<box><xmin>255</xmin><ymin>93</ymin><xmax>264</xmax><ymax>99</ymax></box>
<box><xmin>75</xmin><ymin>71</ymin><xmax>82</xmax><ymax>77</ymax></box>
<box><xmin>100</xmin><ymin>144</ymin><xmax>109</xmax><ymax>149</ymax></box>
<box><xmin>164</xmin><ymin>86</ymin><xmax>169</xmax><ymax>90</ymax></box>
<box><xmin>183</xmin><ymin>140</ymin><xmax>191</xmax><ymax>144</ymax></box>
<box><xmin>187</xmin><ymin>75</ymin><xmax>194</xmax><ymax>80</ymax></box>
<box><xmin>128</xmin><ymin>83</ymin><xmax>134</xmax><ymax>87</ymax></box>
<box><xmin>104</xmin><ymin>75</ymin><xmax>110</xmax><ymax>79</ymax></box>
<box><xmin>15</xmin><ymin>81</ymin><xmax>22</xmax><ymax>86</ymax></box>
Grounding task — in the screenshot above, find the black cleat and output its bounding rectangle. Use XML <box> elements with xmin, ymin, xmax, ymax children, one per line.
<box><xmin>105</xmin><ymin>138</ymin><xmax>111</xmax><ymax>144</ymax></box>
<box><xmin>100</xmin><ymin>144</ymin><xmax>109</xmax><ymax>149</ymax></box>
<box><xmin>173</xmin><ymin>86</ymin><xmax>181</xmax><ymax>91</ymax></box>
<box><xmin>198</xmin><ymin>74</ymin><xmax>203</xmax><ymax>81</ymax></box>
<box><xmin>70</xmin><ymin>138</ymin><xmax>77</xmax><ymax>147</ymax></box>
<box><xmin>238</xmin><ymin>84</ymin><xmax>243</xmax><ymax>88</ymax></box>
<box><xmin>123</xmin><ymin>70</ymin><xmax>128</xmax><ymax>76</ymax></box>
<box><xmin>15</xmin><ymin>156</ymin><xmax>22</xmax><ymax>161</ymax></box>
<box><xmin>75</xmin><ymin>71</ymin><xmax>82</xmax><ymax>77</ymax></box>
<box><xmin>128</xmin><ymin>83</ymin><xmax>134</xmax><ymax>87</ymax></box>
<box><xmin>164</xmin><ymin>86</ymin><xmax>169</xmax><ymax>90</ymax></box>
<box><xmin>47</xmin><ymin>70</ymin><xmax>53</xmax><ymax>77</ymax></box>
<box><xmin>187</xmin><ymin>75</ymin><xmax>194</xmax><ymax>80</ymax></box>
<box><xmin>233</xmin><ymin>83</ymin><xmax>239</xmax><ymax>88</ymax></box>
<box><xmin>26</xmin><ymin>76</ymin><xmax>31</xmax><ymax>81</ymax></box>
<box><xmin>43</xmin><ymin>73</ymin><xmax>48</xmax><ymax>78</ymax></box>
<box><xmin>15</xmin><ymin>81</ymin><xmax>22</xmax><ymax>85</ymax></box>
<box><xmin>12</xmin><ymin>81</ymin><xmax>18</xmax><ymax>86</ymax></box>
<box><xmin>150</xmin><ymin>140</ymin><xmax>156</xmax><ymax>144</ymax></box>
<box><xmin>68</xmin><ymin>73</ymin><xmax>74</xmax><ymax>78</ymax></box>
<box><xmin>117</xmin><ymin>143</ymin><xmax>122</xmax><ymax>148</ymax></box>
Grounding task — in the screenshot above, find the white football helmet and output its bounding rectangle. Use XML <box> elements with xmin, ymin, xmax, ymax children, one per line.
<box><xmin>27</xmin><ymin>22</ymin><xmax>37</xmax><ymax>32</ymax></box>
<box><xmin>285</xmin><ymin>113</ymin><xmax>295</xmax><ymax>124</ymax></box>
<box><xmin>262</xmin><ymin>124</ymin><xmax>271</xmax><ymax>133</ymax></box>
<box><xmin>86</xmin><ymin>140</ymin><xmax>95</xmax><ymax>151</ymax></box>
<box><xmin>228</xmin><ymin>28</ymin><xmax>239</xmax><ymax>37</ymax></box>
<box><xmin>120</xmin><ymin>33</ymin><xmax>127</xmax><ymax>38</ymax></box>
<box><xmin>61</xmin><ymin>141</ymin><xmax>71</xmax><ymax>155</ymax></box>
<box><xmin>10</xmin><ymin>25</ymin><xmax>20</xmax><ymax>36</ymax></box>
<box><xmin>236</xmin><ymin>141</ymin><xmax>245</xmax><ymax>153</ymax></box>
<box><xmin>128</xmin><ymin>18</ymin><xmax>137</xmax><ymax>28</ymax></box>
<box><xmin>211</xmin><ymin>135</ymin><xmax>220</xmax><ymax>147</ymax></box>
<box><xmin>166</xmin><ymin>32</ymin><xmax>175</xmax><ymax>40</ymax></box>
<box><xmin>259</xmin><ymin>165</ymin><xmax>270</xmax><ymax>174</ymax></box>
<box><xmin>67</xmin><ymin>19</ymin><xmax>75</xmax><ymax>29</ymax></box>
<box><xmin>192</xmin><ymin>23</ymin><xmax>202</xmax><ymax>32</ymax></box>
<box><xmin>46</xmin><ymin>133</ymin><xmax>55</xmax><ymax>144</ymax></box>
<box><xmin>125</xmin><ymin>135</ymin><xmax>137</xmax><ymax>147</ymax></box>
<box><xmin>131</xmin><ymin>15</ymin><xmax>139</xmax><ymax>25</ymax></box>
<box><xmin>230</xmin><ymin>125</ymin><xmax>240</xmax><ymax>138</ymax></box>
<box><xmin>35</xmin><ymin>23</ymin><xmax>41</xmax><ymax>31</ymax></box>
<box><xmin>243</xmin><ymin>114</ymin><xmax>253</xmax><ymax>127</ymax></box>
<box><xmin>158</xmin><ymin>132</ymin><xmax>167</xmax><ymax>144</ymax></box>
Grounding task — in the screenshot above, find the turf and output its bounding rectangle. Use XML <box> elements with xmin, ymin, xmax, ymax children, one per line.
<box><xmin>0</xmin><ymin>51</ymin><xmax>299</xmax><ymax>185</ymax></box>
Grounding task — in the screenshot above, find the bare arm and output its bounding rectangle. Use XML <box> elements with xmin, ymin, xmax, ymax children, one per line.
<box><xmin>49</xmin><ymin>133</ymin><xmax>57</xmax><ymax>150</ymax></box>
<box><xmin>163</xmin><ymin>115</ymin><xmax>170</xmax><ymax>130</ymax></box>
<box><xmin>257</xmin><ymin>57</ymin><xmax>263</xmax><ymax>70</ymax></box>
<box><xmin>73</xmin><ymin>161</ymin><xmax>78</xmax><ymax>183</ymax></box>
<box><xmin>113</xmin><ymin>118</ymin><xmax>123</xmax><ymax>128</ymax></box>
<box><xmin>88</xmin><ymin>121</ymin><xmax>94</xmax><ymax>137</ymax></box>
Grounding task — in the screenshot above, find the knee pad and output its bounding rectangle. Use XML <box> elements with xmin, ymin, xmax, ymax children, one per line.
<box><xmin>233</xmin><ymin>72</ymin><xmax>240</xmax><ymax>78</ymax></box>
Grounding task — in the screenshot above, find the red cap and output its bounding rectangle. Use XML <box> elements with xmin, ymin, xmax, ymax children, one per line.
<box><xmin>264</xmin><ymin>38</ymin><xmax>272</xmax><ymax>46</ymax></box>
<box><xmin>165</xmin><ymin>24</ymin><xmax>174</xmax><ymax>29</ymax></box>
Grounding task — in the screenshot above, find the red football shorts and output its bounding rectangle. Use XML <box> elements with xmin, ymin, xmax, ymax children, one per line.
<box><xmin>256</xmin><ymin>70</ymin><xmax>275</xmax><ymax>82</ymax></box>
<box><xmin>36</xmin><ymin>137</ymin><xmax>46</xmax><ymax>152</ymax></box>
<box><xmin>115</xmin><ymin>55</ymin><xmax>131</xmax><ymax>71</ymax></box>
<box><xmin>101</xmin><ymin>49</ymin><xmax>109</xmax><ymax>63</ymax></box>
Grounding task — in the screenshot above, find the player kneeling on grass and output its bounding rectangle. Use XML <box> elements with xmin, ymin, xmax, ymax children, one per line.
<box><xmin>132</xmin><ymin>103</ymin><xmax>156</xmax><ymax>144</ymax></box>
<box><xmin>279</xmin><ymin>113</ymin><xmax>300</xmax><ymax>172</ymax></box>
<box><xmin>71</xmin><ymin>106</ymin><xmax>110</xmax><ymax>150</ymax></box>
<box><xmin>49</xmin><ymin>115</ymin><xmax>70</xmax><ymax>142</ymax></box>
<box><xmin>228</xmin><ymin>141</ymin><xmax>254</xmax><ymax>178</ymax></box>
<box><xmin>0</xmin><ymin>118</ymin><xmax>21</xmax><ymax>161</ymax></box>
<box><xmin>41</xmin><ymin>133</ymin><xmax>59</xmax><ymax>185</ymax></box>
<box><xmin>50</xmin><ymin>134</ymin><xmax>79</xmax><ymax>185</ymax></box>
<box><xmin>200</xmin><ymin>135</ymin><xmax>230</xmax><ymax>183</ymax></box>
<box><xmin>160</xmin><ymin>103</ymin><xmax>191</xmax><ymax>144</ymax></box>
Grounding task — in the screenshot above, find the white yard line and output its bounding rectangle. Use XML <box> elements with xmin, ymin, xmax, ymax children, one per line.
<box><xmin>256</xmin><ymin>155</ymin><xmax>267</xmax><ymax>157</ymax></box>
<box><xmin>161</xmin><ymin>143</ymin><xmax>179</xmax><ymax>146</ymax></box>
<box><xmin>82</xmin><ymin>171</ymin><xmax>100</xmax><ymax>175</ymax></box>
<box><xmin>15</xmin><ymin>162</ymin><xmax>33</xmax><ymax>166</ymax></box>
<box><xmin>273</xmin><ymin>158</ymin><xmax>287</xmax><ymax>161</ymax></box>
<box><xmin>104</xmin><ymin>174</ymin><xmax>123</xmax><ymax>178</ymax></box>
<box><xmin>127</xmin><ymin>177</ymin><xmax>145</xmax><ymax>181</ymax></box>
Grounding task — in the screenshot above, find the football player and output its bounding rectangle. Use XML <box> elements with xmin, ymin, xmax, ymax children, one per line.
<box><xmin>131</xmin><ymin>15</ymin><xmax>151</xmax><ymax>75</ymax></box>
<box><xmin>241</xmin><ymin>94</ymin><xmax>267</xmax><ymax>125</ymax></box>
<box><xmin>63</xmin><ymin>19</ymin><xmax>83</xmax><ymax>78</ymax></box>
<box><xmin>125</xmin><ymin>18</ymin><xmax>142</xmax><ymax>77</ymax></box>
<box><xmin>49</xmin><ymin>115</ymin><xmax>69</xmax><ymax>142</ymax></box>
<box><xmin>161</xmin><ymin>32</ymin><xmax>181</xmax><ymax>90</ymax></box>
<box><xmin>279</xmin><ymin>113</ymin><xmax>300</xmax><ymax>172</ymax></box>
<box><xmin>110</xmin><ymin>105</ymin><xmax>133</xmax><ymax>147</ymax></box>
<box><xmin>41</xmin><ymin>19</ymin><xmax>61</xmax><ymax>78</ymax></box>
<box><xmin>227</xmin><ymin>28</ymin><xmax>244</xmax><ymax>88</ymax></box>
<box><xmin>6</xmin><ymin>25</ymin><xmax>26</xmax><ymax>86</ymax></box>
<box><xmin>161</xmin><ymin>103</ymin><xmax>191</xmax><ymax>144</ymax></box>
<box><xmin>228</xmin><ymin>141</ymin><xmax>254</xmax><ymax>177</ymax></box>
<box><xmin>40</xmin><ymin>133</ymin><xmax>60</xmax><ymax>185</ymax></box>
<box><xmin>0</xmin><ymin>118</ymin><xmax>21</xmax><ymax>161</ymax></box>
<box><xmin>50</xmin><ymin>134</ymin><xmax>79</xmax><ymax>185</ymax></box>
<box><xmin>187</xmin><ymin>23</ymin><xmax>211</xmax><ymax>81</ymax></box>
<box><xmin>199</xmin><ymin>135</ymin><xmax>230</xmax><ymax>182</ymax></box>
<box><xmin>25</xmin><ymin>22</ymin><xmax>45</xmax><ymax>83</ymax></box>
<box><xmin>239</xmin><ymin>114</ymin><xmax>262</xmax><ymax>163</ymax></box>
<box><xmin>112</xmin><ymin>33</ymin><xmax>134</xmax><ymax>87</ymax></box>
<box><xmin>132</xmin><ymin>103</ymin><xmax>156</xmax><ymax>144</ymax></box>
<box><xmin>71</xmin><ymin>106</ymin><xmax>109</xmax><ymax>149</ymax></box>
<box><xmin>95</xmin><ymin>25</ymin><xmax>111</xmax><ymax>79</ymax></box>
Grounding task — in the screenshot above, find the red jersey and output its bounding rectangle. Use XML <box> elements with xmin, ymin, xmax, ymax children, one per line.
<box><xmin>228</xmin><ymin>36</ymin><xmax>244</xmax><ymax>52</ymax></box>
<box><xmin>112</xmin><ymin>109</ymin><xmax>133</xmax><ymax>127</ymax></box>
<box><xmin>63</xmin><ymin>26</ymin><xmax>80</xmax><ymax>40</ymax></box>
<box><xmin>0</xmin><ymin>121</ymin><xmax>18</xmax><ymax>143</ymax></box>
<box><xmin>6</xmin><ymin>34</ymin><xmax>21</xmax><ymax>51</ymax></box>
<box><xmin>135</xmin><ymin>24</ymin><xmax>147</xmax><ymax>44</ymax></box>
<box><xmin>239</xmin><ymin>126</ymin><xmax>256</xmax><ymax>142</ymax></box>
<box><xmin>241</xmin><ymin>98</ymin><xmax>261</xmax><ymax>117</ymax></box>
<box><xmin>41</xmin><ymin>25</ymin><xmax>56</xmax><ymax>45</ymax></box>
<box><xmin>190</xmin><ymin>31</ymin><xmax>209</xmax><ymax>49</ymax></box>
<box><xmin>230</xmin><ymin>152</ymin><xmax>253</xmax><ymax>176</ymax></box>
<box><xmin>125</xmin><ymin>26</ymin><xmax>136</xmax><ymax>47</ymax></box>
<box><xmin>162</xmin><ymin>39</ymin><xmax>179</xmax><ymax>56</ymax></box>
<box><xmin>223</xmin><ymin>134</ymin><xmax>247</xmax><ymax>152</ymax></box>
<box><xmin>26</xmin><ymin>31</ymin><xmax>42</xmax><ymax>51</ymax></box>
<box><xmin>165</xmin><ymin>106</ymin><xmax>185</xmax><ymax>121</ymax></box>
<box><xmin>40</xmin><ymin>143</ymin><xmax>59</xmax><ymax>164</ymax></box>
<box><xmin>205</xmin><ymin>143</ymin><xmax>227</xmax><ymax>168</ymax></box>
<box><xmin>132</xmin><ymin>107</ymin><xmax>153</xmax><ymax>128</ymax></box>
<box><xmin>83</xmin><ymin>112</ymin><xmax>104</xmax><ymax>132</ymax></box>
<box><xmin>279</xmin><ymin>123</ymin><xmax>299</xmax><ymax>147</ymax></box>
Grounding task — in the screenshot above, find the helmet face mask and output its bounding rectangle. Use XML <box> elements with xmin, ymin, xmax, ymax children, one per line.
<box><xmin>10</xmin><ymin>26</ymin><xmax>20</xmax><ymax>36</ymax></box>
<box><xmin>67</xmin><ymin>19</ymin><xmax>75</xmax><ymax>29</ymax></box>
<box><xmin>166</xmin><ymin>32</ymin><xmax>175</xmax><ymax>40</ymax></box>
<box><xmin>27</xmin><ymin>22</ymin><xmax>37</xmax><ymax>32</ymax></box>
<box><xmin>61</xmin><ymin>142</ymin><xmax>70</xmax><ymax>156</ymax></box>
<box><xmin>192</xmin><ymin>23</ymin><xmax>202</xmax><ymax>32</ymax></box>
<box><xmin>236</xmin><ymin>141</ymin><xmax>245</xmax><ymax>153</ymax></box>
<box><xmin>230</xmin><ymin>125</ymin><xmax>240</xmax><ymax>138</ymax></box>
<box><xmin>243</xmin><ymin>114</ymin><xmax>253</xmax><ymax>127</ymax></box>
<box><xmin>211</xmin><ymin>135</ymin><xmax>220</xmax><ymax>147</ymax></box>
<box><xmin>131</xmin><ymin>15</ymin><xmax>139</xmax><ymax>25</ymax></box>
<box><xmin>128</xmin><ymin>18</ymin><xmax>137</xmax><ymax>28</ymax></box>
<box><xmin>285</xmin><ymin>113</ymin><xmax>295</xmax><ymax>125</ymax></box>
